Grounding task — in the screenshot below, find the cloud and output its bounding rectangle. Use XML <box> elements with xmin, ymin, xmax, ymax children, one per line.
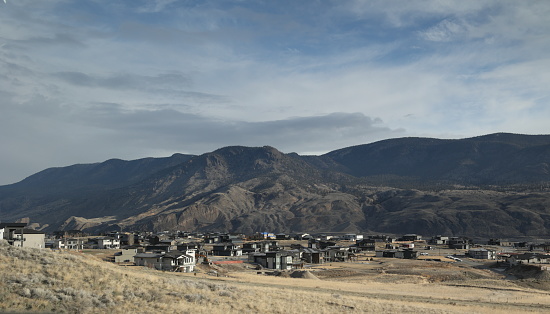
<box><xmin>135</xmin><ymin>0</ymin><xmax>178</xmax><ymax>13</ymax></box>
<box><xmin>20</xmin><ymin>33</ymin><xmax>86</xmax><ymax>48</ymax></box>
<box><xmin>0</xmin><ymin>95</ymin><xmax>402</xmax><ymax>184</ymax></box>
<box><xmin>53</xmin><ymin>71</ymin><xmax>192</xmax><ymax>91</ymax></box>
<box><xmin>75</xmin><ymin>106</ymin><xmax>403</xmax><ymax>155</ymax></box>
<box><xmin>1</xmin><ymin>0</ymin><xmax>550</xmax><ymax>185</ymax></box>
<box><xmin>420</xmin><ymin>19</ymin><xmax>468</xmax><ymax>42</ymax></box>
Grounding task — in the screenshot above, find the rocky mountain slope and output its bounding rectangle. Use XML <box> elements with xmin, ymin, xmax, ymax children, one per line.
<box><xmin>1</xmin><ymin>133</ymin><xmax>550</xmax><ymax>237</ymax></box>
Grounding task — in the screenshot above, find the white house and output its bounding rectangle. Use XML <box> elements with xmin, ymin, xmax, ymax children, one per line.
<box><xmin>53</xmin><ymin>238</ymin><xmax>85</xmax><ymax>250</ymax></box>
<box><xmin>97</xmin><ymin>237</ymin><xmax>121</xmax><ymax>249</ymax></box>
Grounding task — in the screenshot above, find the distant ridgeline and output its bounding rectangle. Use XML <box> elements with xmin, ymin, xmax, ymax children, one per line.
<box><xmin>1</xmin><ymin>133</ymin><xmax>550</xmax><ymax>237</ymax></box>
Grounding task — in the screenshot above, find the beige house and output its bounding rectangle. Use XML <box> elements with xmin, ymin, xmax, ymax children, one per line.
<box><xmin>114</xmin><ymin>247</ymin><xmax>143</xmax><ymax>263</ymax></box>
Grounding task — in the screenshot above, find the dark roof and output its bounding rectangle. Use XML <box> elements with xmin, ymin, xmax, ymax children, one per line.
<box><xmin>514</xmin><ymin>253</ymin><xmax>549</xmax><ymax>260</ymax></box>
<box><xmin>164</xmin><ymin>252</ymin><xmax>195</xmax><ymax>259</ymax></box>
<box><xmin>0</xmin><ymin>223</ymin><xmax>27</xmax><ymax>228</ymax></box>
<box><xmin>14</xmin><ymin>228</ymin><xmax>45</xmax><ymax>234</ymax></box>
<box><xmin>135</xmin><ymin>253</ymin><xmax>163</xmax><ymax>258</ymax></box>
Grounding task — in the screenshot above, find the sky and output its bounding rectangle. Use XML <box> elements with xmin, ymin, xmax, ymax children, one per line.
<box><xmin>1</xmin><ymin>0</ymin><xmax>549</xmax><ymax>185</ymax></box>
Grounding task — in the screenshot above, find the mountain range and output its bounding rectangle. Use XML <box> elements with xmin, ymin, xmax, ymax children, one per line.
<box><xmin>1</xmin><ymin>132</ymin><xmax>550</xmax><ymax>238</ymax></box>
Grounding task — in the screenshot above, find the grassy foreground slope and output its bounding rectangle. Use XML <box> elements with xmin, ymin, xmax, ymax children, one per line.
<box><xmin>2</xmin><ymin>241</ymin><xmax>550</xmax><ymax>314</ymax></box>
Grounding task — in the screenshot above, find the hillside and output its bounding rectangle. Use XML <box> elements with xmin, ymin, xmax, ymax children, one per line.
<box><xmin>323</xmin><ymin>133</ymin><xmax>550</xmax><ymax>185</ymax></box>
<box><xmin>2</xmin><ymin>240</ymin><xmax>550</xmax><ymax>313</ymax></box>
<box><xmin>1</xmin><ymin>133</ymin><xmax>550</xmax><ymax>237</ymax></box>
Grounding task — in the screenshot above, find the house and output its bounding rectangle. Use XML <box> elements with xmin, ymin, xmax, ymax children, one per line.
<box><xmin>0</xmin><ymin>223</ymin><xmax>45</xmax><ymax>249</ymax></box>
<box><xmin>264</xmin><ymin>240</ymin><xmax>281</xmax><ymax>251</ymax></box>
<box><xmin>177</xmin><ymin>231</ymin><xmax>192</xmax><ymax>239</ymax></box>
<box><xmin>308</xmin><ymin>239</ymin><xmax>336</xmax><ymax>250</ymax></box>
<box><xmin>506</xmin><ymin>253</ymin><xmax>550</xmax><ymax>266</ymax></box>
<box><xmin>145</xmin><ymin>244</ymin><xmax>173</xmax><ymax>252</ymax></box>
<box><xmin>530</xmin><ymin>243</ymin><xmax>550</xmax><ymax>252</ymax></box>
<box><xmin>300</xmin><ymin>248</ymin><xmax>324</xmax><ymax>264</ymax></box>
<box><xmin>395</xmin><ymin>249</ymin><xmax>419</xmax><ymax>259</ymax></box>
<box><xmin>275</xmin><ymin>233</ymin><xmax>290</xmax><ymax>240</ymax></box>
<box><xmin>250</xmin><ymin>251</ymin><xmax>294</xmax><ymax>270</ymax></box>
<box><xmin>134</xmin><ymin>249</ymin><xmax>196</xmax><ymax>272</ymax></box>
<box><xmin>468</xmin><ymin>248</ymin><xmax>496</xmax><ymax>260</ymax></box>
<box><xmin>13</xmin><ymin>229</ymin><xmax>46</xmax><ymax>249</ymax></box>
<box><xmin>318</xmin><ymin>234</ymin><xmax>335</xmax><ymax>241</ymax></box>
<box><xmin>212</xmin><ymin>243</ymin><xmax>242</xmax><ymax>256</ymax></box>
<box><xmin>429</xmin><ymin>235</ymin><xmax>449</xmax><ymax>245</ymax></box>
<box><xmin>134</xmin><ymin>252</ymin><xmax>164</xmax><ymax>269</ymax></box>
<box><xmin>366</xmin><ymin>235</ymin><xmax>392</xmax><ymax>243</ymax></box>
<box><xmin>323</xmin><ymin>246</ymin><xmax>351</xmax><ymax>262</ymax></box>
<box><xmin>448</xmin><ymin>237</ymin><xmax>471</xmax><ymax>250</ymax></box>
<box><xmin>163</xmin><ymin>250</ymin><xmax>196</xmax><ymax>272</ymax></box>
<box><xmin>96</xmin><ymin>237</ymin><xmax>121</xmax><ymax>249</ymax></box>
<box><xmin>177</xmin><ymin>242</ymin><xmax>203</xmax><ymax>252</ymax></box>
<box><xmin>242</xmin><ymin>242</ymin><xmax>267</xmax><ymax>254</ymax></box>
<box><xmin>376</xmin><ymin>248</ymin><xmax>418</xmax><ymax>259</ymax></box>
<box><xmin>204</xmin><ymin>235</ymin><xmax>221</xmax><ymax>244</ymax></box>
<box><xmin>293</xmin><ymin>233</ymin><xmax>312</xmax><ymax>240</ymax></box>
<box><xmin>114</xmin><ymin>247</ymin><xmax>143</xmax><ymax>263</ymax></box>
<box><xmin>52</xmin><ymin>238</ymin><xmax>85</xmax><ymax>250</ymax></box>
<box><xmin>376</xmin><ymin>250</ymin><xmax>398</xmax><ymax>258</ymax></box>
<box><xmin>488</xmin><ymin>239</ymin><xmax>517</xmax><ymax>247</ymax></box>
<box><xmin>400</xmin><ymin>234</ymin><xmax>422</xmax><ymax>241</ymax></box>
<box><xmin>342</xmin><ymin>234</ymin><xmax>364</xmax><ymax>241</ymax></box>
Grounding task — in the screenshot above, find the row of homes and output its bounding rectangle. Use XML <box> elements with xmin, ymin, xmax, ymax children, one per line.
<box><xmin>248</xmin><ymin>245</ymin><xmax>357</xmax><ymax>270</ymax></box>
<box><xmin>499</xmin><ymin>252</ymin><xmax>550</xmax><ymax>266</ymax></box>
<box><xmin>5</xmin><ymin>222</ymin><xmax>550</xmax><ymax>270</ymax></box>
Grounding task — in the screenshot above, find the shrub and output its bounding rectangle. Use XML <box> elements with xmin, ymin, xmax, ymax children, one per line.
<box><xmin>184</xmin><ymin>293</ymin><xmax>208</xmax><ymax>303</ymax></box>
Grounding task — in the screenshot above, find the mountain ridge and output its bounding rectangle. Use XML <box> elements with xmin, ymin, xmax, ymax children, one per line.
<box><xmin>1</xmin><ymin>133</ymin><xmax>550</xmax><ymax>237</ymax></box>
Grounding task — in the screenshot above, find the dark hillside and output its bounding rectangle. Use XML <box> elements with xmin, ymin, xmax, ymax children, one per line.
<box><xmin>323</xmin><ymin>133</ymin><xmax>550</xmax><ymax>185</ymax></box>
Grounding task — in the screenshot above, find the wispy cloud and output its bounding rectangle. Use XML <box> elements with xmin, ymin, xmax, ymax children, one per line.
<box><xmin>0</xmin><ymin>1</ymin><xmax>549</xmax><ymax>184</ymax></box>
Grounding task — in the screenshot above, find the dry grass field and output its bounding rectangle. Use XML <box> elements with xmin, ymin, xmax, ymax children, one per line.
<box><xmin>2</xmin><ymin>240</ymin><xmax>550</xmax><ymax>313</ymax></box>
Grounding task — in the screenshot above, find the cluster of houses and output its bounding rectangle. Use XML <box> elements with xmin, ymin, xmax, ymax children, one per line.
<box><xmin>3</xmin><ymin>222</ymin><xmax>550</xmax><ymax>272</ymax></box>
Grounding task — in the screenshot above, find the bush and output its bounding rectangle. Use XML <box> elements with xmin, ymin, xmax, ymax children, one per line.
<box><xmin>184</xmin><ymin>293</ymin><xmax>208</xmax><ymax>303</ymax></box>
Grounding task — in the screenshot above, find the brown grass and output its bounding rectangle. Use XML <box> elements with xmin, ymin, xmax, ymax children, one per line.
<box><xmin>2</xmin><ymin>240</ymin><xmax>550</xmax><ymax>313</ymax></box>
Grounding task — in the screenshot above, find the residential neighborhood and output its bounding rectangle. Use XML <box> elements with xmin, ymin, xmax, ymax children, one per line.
<box><xmin>0</xmin><ymin>220</ymin><xmax>546</xmax><ymax>274</ymax></box>
<box><xmin>3</xmin><ymin>222</ymin><xmax>550</xmax><ymax>275</ymax></box>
